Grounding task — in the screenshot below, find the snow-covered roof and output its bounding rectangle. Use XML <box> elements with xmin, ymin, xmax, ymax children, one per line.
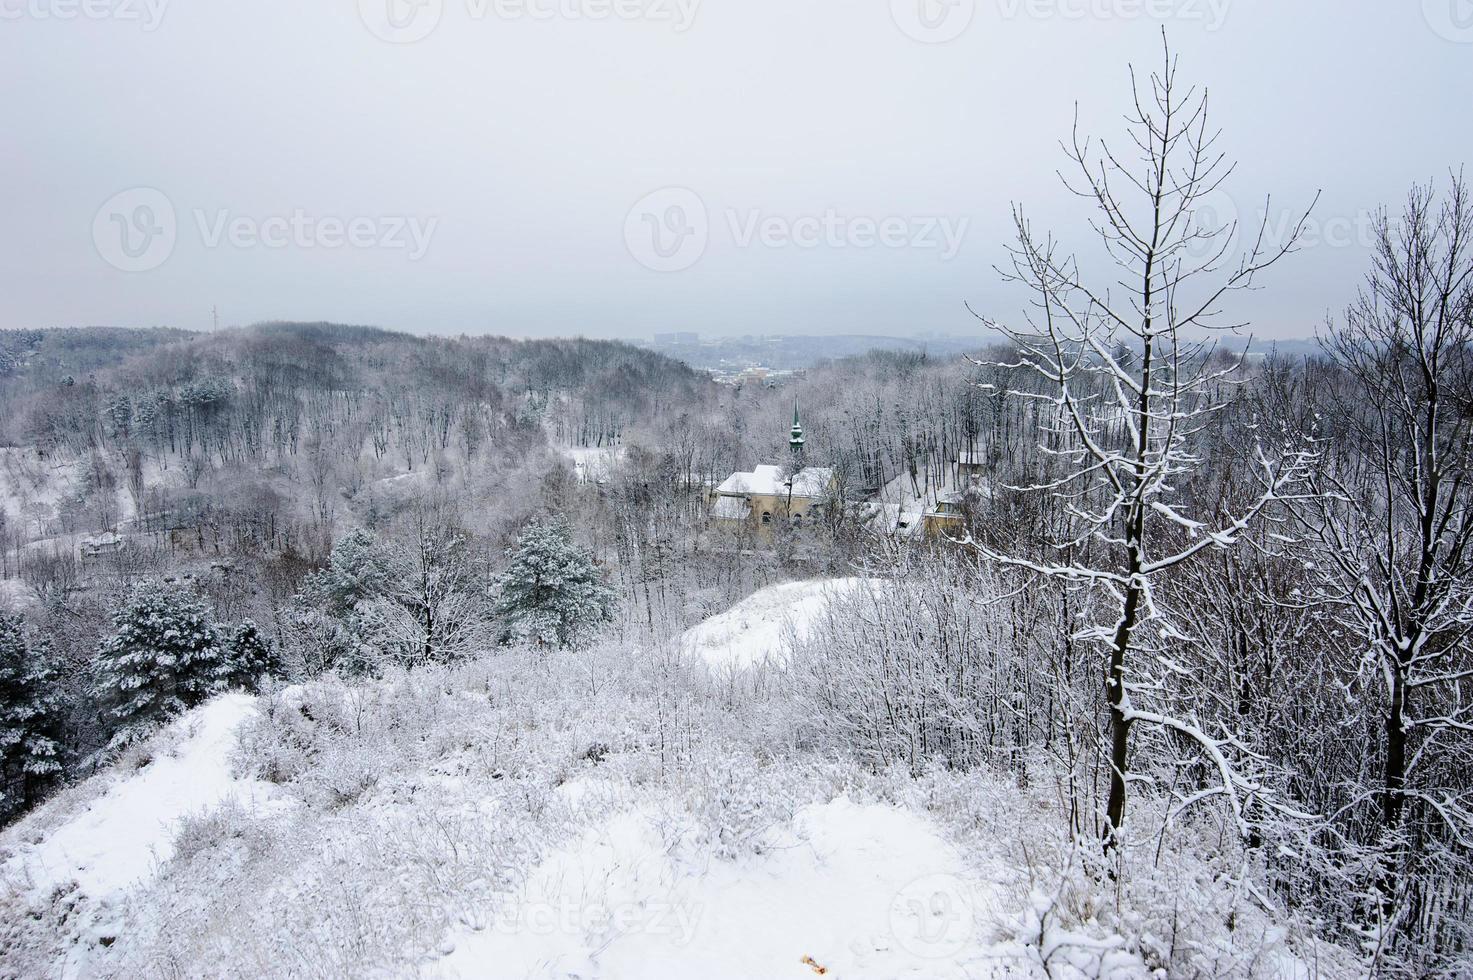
<box><xmin>786</xmin><ymin>467</ymin><xmax>834</xmax><ymax>498</ymax></box>
<box><xmin>717</xmin><ymin>464</ymin><xmax>786</xmax><ymax>496</ymax></box>
<box><xmin>710</xmin><ymin>496</ymin><xmax>752</xmax><ymax>521</ymax></box>
<box><xmin>715</xmin><ymin>465</ymin><xmax>833</xmax><ymax>500</ymax></box>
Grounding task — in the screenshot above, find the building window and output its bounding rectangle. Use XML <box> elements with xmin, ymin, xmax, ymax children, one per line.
<box><xmin>761</xmin><ymin>511</ymin><xmax>772</xmax><ymax>525</ymax></box>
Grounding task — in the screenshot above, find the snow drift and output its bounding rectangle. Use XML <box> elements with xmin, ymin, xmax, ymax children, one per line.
<box><xmin>680</xmin><ymin>577</ymin><xmax>875</xmax><ymax>670</ymax></box>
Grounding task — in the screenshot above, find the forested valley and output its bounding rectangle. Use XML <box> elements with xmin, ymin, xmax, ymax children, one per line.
<box><xmin>3</xmin><ymin>57</ymin><xmax>1471</xmax><ymax>980</ymax></box>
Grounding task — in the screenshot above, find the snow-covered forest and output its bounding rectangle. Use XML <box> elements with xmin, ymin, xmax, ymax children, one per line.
<box><xmin>3</xmin><ymin>48</ymin><xmax>1472</xmax><ymax>980</ymax></box>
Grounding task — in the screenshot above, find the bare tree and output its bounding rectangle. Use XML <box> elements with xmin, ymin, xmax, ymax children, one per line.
<box><xmin>968</xmin><ymin>35</ymin><xmax>1315</xmax><ymax>851</ymax></box>
<box><xmin>1299</xmin><ymin>175</ymin><xmax>1473</xmax><ymax>930</ymax></box>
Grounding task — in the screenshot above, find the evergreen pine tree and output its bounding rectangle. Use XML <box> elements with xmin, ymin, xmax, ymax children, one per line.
<box><xmin>96</xmin><ymin>580</ymin><xmax>227</xmax><ymax>750</ymax></box>
<box><xmin>0</xmin><ymin>615</ymin><xmax>65</xmax><ymax>820</ymax></box>
<box><xmin>221</xmin><ymin>619</ymin><xmax>280</xmax><ymax>691</ymax></box>
<box><xmin>493</xmin><ymin>516</ymin><xmax>615</xmax><ymax>649</ymax></box>
<box><xmin>289</xmin><ymin>528</ymin><xmax>405</xmax><ymax>675</ymax></box>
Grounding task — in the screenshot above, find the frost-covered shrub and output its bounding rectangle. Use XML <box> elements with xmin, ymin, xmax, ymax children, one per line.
<box><xmin>170</xmin><ymin>799</ymin><xmax>273</xmax><ymax>866</ymax></box>
<box><xmin>670</xmin><ymin>743</ymin><xmax>843</xmax><ymax>861</ymax></box>
<box><xmin>783</xmin><ymin>563</ymin><xmax>1030</xmax><ymax>776</ymax></box>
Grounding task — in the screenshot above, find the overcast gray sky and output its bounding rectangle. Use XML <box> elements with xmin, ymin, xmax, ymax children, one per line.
<box><xmin>3</xmin><ymin>0</ymin><xmax>1470</xmax><ymax>340</ymax></box>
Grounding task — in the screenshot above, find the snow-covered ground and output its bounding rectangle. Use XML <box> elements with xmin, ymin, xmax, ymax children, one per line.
<box><xmin>1</xmin><ymin>694</ymin><xmax>280</xmax><ymax>904</ymax></box>
<box><xmin>0</xmin><ymin>580</ymin><xmax>1351</xmax><ymax>978</ymax></box>
<box><xmin>0</xmin><ymin>694</ymin><xmax>286</xmax><ymax>971</ymax></box>
<box><xmin>559</xmin><ymin>445</ymin><xmax>626</xmax><ymax>484</ymax></box>
<box><xmin>437</xmin><ymin>792</ymin><xmax>1026</xmax><ymax>979</ymax></box>
<box><xmin>679</xmin><ymin>577</ymin><xmax>875</xmax><ymax>670</ymax></box>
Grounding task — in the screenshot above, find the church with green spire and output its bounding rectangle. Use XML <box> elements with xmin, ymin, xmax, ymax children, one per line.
<box><xmin>788</xmin><ymin>399</ymin><xmax>805</xmax><ymax>459</ymax></box>
<box><xmin>707</xmin><ymin>399</ymin><xmax>834</xmax><ymax>542</ymax></box>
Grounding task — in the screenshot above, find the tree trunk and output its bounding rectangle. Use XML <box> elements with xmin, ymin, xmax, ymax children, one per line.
<box><xmin>1104</xmin><ymin>578</ymin><xmax>1141</xmax><ymax>848</ymax></box>
<box><xmin>1384</xmin><ymin>663</ymin><xmax>1408</xmax><ymax>829</ymax></box>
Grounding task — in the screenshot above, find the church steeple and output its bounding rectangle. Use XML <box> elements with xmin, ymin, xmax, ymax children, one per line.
<box><xmin>789</xmin><ymin>399</ymin><xmax>805</xmax><ymax>459</ymax></box>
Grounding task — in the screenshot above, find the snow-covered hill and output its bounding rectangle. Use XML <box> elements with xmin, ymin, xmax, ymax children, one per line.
<box><xmin>679</xmin><ymin>577</ymin><xmax>874</xmax><ymax>670</ymax></box>
<box><xmin>1</xmin><ymin>695</ymin><xmax>280</xmax><ymax>903</ymax></box>
<box><xmin>0</xmin><ymin>581</ymin><xmax>1347</xmax><ymax>978</ymax></box>
<box><xmin>0</xmin><ymin>694</ymin><xmax>286</xmax><ymax>971</ymax></box>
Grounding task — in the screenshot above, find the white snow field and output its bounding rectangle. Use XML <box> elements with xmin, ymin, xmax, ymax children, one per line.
<box><xmin>437</xmin><ymin>792</ymin><xmax>1027</xmax><ymax>980</ymax></box>
<box><xmin>680</xmin><ymin>577</ymin><xmax>875</xmax><ymax>670</ymax></box>
<box><xmin>558</xmin><ymin>445</ymin><xmax>626</xmax><ymax>484</ymax></box>
<box><xmin>0</xmin><ymin>581</ymin><xmax>1350</xmax><ymax>978</ymax></box>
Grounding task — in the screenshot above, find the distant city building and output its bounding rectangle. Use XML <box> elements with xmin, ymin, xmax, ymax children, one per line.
<box><xmin>710</xmin><ymin>365</ymin><xmax>805</xmax><ymax>387</ymax></box>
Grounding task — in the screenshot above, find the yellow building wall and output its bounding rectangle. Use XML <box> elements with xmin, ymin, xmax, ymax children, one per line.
<box><xmin>923</xmin><ymin>512</ymin><xmax>965</xmax><ymax>541</ymax></box>
<box><xmin>710</xmin><ymin>491</ymin><xmax>825</xmax><ymax>545</ymax></box>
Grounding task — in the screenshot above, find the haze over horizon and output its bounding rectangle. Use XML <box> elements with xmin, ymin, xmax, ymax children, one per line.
<box><xmin>5</xmin><ymin>0</ymin><xmax>1469</xmax><ymax>340</ymax></box>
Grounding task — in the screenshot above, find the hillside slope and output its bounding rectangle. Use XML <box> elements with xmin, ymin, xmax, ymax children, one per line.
<box><xmin>0</xmin><ymin>582</ymin><xmax>1348</xmax><ymax>979</ymax></box>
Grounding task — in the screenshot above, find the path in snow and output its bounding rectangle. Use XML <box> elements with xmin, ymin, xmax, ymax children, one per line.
<box><xmin>435</xmin><ymin>794</ymin><xmax>1030</xmax><ymax>980</ymax></box>
<box><xmin>0</xmin><ymin>693</ymin><xmax>280</xmax><ymax>902</ymax></box>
